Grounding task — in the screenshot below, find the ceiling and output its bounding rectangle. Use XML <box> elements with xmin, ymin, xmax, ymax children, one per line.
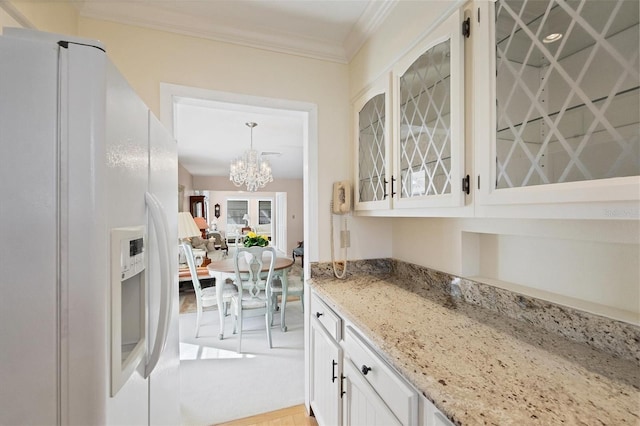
<box><xmin>75</xmin><ymin>0</ymin><xmax>397</xmax><ymax>180</ymax></box>
<box><xmin>174</xmin><ymin>97</ymin><xmax>306</xmax><ymax>179</ymax></box>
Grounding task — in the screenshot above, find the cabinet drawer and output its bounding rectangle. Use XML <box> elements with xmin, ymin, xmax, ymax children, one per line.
<box><xmin>344</xmin><ymin>326</ymin><xmax>417</xmax><ymax>425</ymax></box>
<box><xmin>310</xmin><ymin>292</ymin><xmax>342</xmax><ymax>341</ymax></box>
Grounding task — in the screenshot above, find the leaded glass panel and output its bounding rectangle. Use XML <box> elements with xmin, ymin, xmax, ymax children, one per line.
<box><xmin>495</xmin><ymin>0</ymin><xmax>640</xmax><ymax>189</ymax></box>
<box><xmin>399</xmin><ymin>39</ymin><xmax>452</xmax><ymax>199</ymax></box>
<box><xmin>358</xmin><ymin>94</ymin><xmax>387</xmax><ymax>203</ymax></box>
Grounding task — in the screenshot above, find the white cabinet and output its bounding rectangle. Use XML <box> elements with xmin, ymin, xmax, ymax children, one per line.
<box><xmin>343</xmin><ymin>360</ymin><xmax>402</xmax><ymax>426</ymax></box>
<box><xmin>342</xmin><ymin>326</ymin><xmax>417</xmax><ymax>426</ymax></box>
<box><xmin>353</xmin><ymin>9</ymin><xmax>467</xmax><ymax>215</ymax></box>
<box><xmin>392</xmin><ymin>8</ymin><xmax>466</xmax><ymax>210</ymax></box>
<box><xmin>353</xmin><ymin>1</ymin><xmax>639</xmax><ymax>219</ymax></box>
<box><xmin>309</xmin><ymin>290</ymin><xmax>428</xmax><ymax>426</ymax></box>
<box><xmin>472</xmin><ymin>0</ymin><xmax>640</xmax><ymax>219</ymax></box>
<box><xmin>309</xmin><ymin>293</ymin><xmax>343</xmax><ymax>426</ymax></box>
<box><xmin>353</xmin><ymin>76</ymin><xmax>393</xmax><ymax>211</ymax></box>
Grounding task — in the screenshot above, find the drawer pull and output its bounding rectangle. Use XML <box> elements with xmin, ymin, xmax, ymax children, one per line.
<box><xmin>332</xmin><ymin>360</ymin><xmax>338</xmax><ymax>382</ymax></box>
<box><xmin>361</xmin><ymin>365</ymin><xmax>372</xmax><ymax>375</ymax></box>
<box><xmin>316</xmin><ymin>312</ymin><xmax>324</xmax><ymax>318</ymax></box>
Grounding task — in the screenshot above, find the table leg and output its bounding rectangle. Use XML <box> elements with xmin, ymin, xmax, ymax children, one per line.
<box><xmin>280</xmin><ymin>268</ymin><xmax>290</xmax><ymax>332</ymax></box>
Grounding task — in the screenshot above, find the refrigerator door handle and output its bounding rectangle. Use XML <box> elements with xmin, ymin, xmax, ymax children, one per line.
<box><xmin>144</xmin><ymin>191</ymin><xmax>173</xmax><ymax>378</ymax></box>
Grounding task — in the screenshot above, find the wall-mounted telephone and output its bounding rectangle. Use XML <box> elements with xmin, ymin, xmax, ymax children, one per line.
<box><xmin>331</xmin><ymin>181</ymin><xmax>351</xmax><ymax>279</ymax></box>
<box><xmin>332</xmin><ymin>181</ymin><xmax>352</xmax><ymax>214</ymax></box>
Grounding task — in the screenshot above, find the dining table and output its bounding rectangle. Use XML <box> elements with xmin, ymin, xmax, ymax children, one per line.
<box><xmin>207</xmin><ymin>255</ymin><xmax>295</xmax><ymax>340</ymax></box>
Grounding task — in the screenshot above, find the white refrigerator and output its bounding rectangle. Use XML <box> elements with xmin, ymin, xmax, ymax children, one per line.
<box><xmin>0</xmin><ymin>28</ymin><xmax>181</xmax><ymax>425</ymax></box>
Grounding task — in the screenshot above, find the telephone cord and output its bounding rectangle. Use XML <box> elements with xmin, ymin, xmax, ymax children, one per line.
<box><xmin>330</xmin><ymin>201</ymin><xmax>348</xmax><ymax>279</ymax></box>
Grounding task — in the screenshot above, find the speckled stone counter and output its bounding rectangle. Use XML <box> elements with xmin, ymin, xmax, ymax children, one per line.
<box><xmin>309</xmin><ymin>261</ymin><xmax>640</xmax><ymax>425</ymax></box>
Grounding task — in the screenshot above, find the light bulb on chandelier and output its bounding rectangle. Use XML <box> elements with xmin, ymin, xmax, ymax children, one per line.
<box><xmin>229</xmin><ymin>122</ymin><xmax>274</xmax><ymax>192</ymax></box>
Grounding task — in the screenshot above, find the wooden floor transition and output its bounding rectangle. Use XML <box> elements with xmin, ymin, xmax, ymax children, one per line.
<box><xmin>215</xmin><ymin>404</ymin><xmax>318</xmax><ymax>426</ymax></box>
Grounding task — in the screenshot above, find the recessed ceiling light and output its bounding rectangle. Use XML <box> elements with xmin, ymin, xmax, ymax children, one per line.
<box><xmin>543</xmin><ymin>33</ymin><xmax>563</xmax><ymax>44</ymax></box>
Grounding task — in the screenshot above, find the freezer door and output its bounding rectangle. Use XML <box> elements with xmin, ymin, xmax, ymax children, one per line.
<box><xmin>147</xmin><ymin>111</ymin><xmax>181</xmax><ymax>425</ymax></box>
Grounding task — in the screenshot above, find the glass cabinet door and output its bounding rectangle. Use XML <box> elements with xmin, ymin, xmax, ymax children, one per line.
<box><xmin>496</xmin><ymin>0</ymin><xmax>639</xmax><ymax>188</ymax></box>
<box><xmin>354</xmin><ymin>78</ymin><xmax>392</xmax><ymax>211</ymax></box>
<box><xmin>393</xmin><ymin>9</ymin><xmax>465</xmax><ymax>209</ymax></box>
<box><xmin>475</xmin><ymin>0</ymin><xmax>639</xmax><ymax>214</ymax></box>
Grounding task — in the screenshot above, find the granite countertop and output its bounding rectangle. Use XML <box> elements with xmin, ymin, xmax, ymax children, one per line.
<box><xmin>310</xmin><ymin>273</ymin><xmax>640</xmax><ymax>425</ymax></box>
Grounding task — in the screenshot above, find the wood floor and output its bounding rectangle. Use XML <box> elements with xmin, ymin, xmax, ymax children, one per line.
<box><xmin>215</xmin><ymin>405</ymin><xmax>318</xmax><ymax>426</ymax></box>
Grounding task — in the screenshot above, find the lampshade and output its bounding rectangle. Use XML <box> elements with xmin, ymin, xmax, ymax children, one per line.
<box><xmin>193</xmin><ymin>216</ymin><xmax>208</xmax><ymax>230</ymax></box>
<box><xmin>177</xmin><ymin>212</ymin><xmax>201</xmax><ymax>240</ymax></box>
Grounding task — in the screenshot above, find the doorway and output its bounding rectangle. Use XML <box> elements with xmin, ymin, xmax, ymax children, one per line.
<box><xmin>160</xmin><ymin>83</ymin><xmax>316</xmax><ymax>424</ymax></box>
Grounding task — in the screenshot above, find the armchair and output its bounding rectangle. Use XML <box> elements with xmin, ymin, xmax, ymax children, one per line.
<box><xmin>207</xmin><ymin>231</ymin><xmax>228</xmax><ymax>255</ymax></box>
<box><xmin>292</xmin><ymin>241</ymin><xmax>304</xmax><ymax>265</ymax></box>
<box><xmin>190</xmin><ymin>235</ymin><xmax>227</xmax><ymax>262</ymax></box>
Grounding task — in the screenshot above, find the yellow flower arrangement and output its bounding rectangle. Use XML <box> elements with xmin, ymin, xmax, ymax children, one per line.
<box><xmin>243</xmin><ymin>231</ymin><xmax>269</xmax><ymax>247</ymax></box>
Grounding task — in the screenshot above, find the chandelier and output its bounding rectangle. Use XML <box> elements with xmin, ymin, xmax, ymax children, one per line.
<box><xmin>229</xmin><ymin>122</ymin><xmax>273</xmax><ymax>192</ymax></box>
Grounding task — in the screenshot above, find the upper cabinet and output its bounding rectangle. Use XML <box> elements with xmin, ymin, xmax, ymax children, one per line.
<box><xmin>354</xmin><ymin>77</ymin><xmax>393</xmax><ymax>211</ymax></box>
<box><xmin>353</xmin><ymin>0</ymin><xmax>638</xmax><ymax>219</ymax></box>
<box><xmin>353</xmin><ymin>9</ymin><xmax>467</xmax><ymax>214</ymax></box>
<box><xmin>393</xmin><ymin>8</ymin><xmax>466</xmax><ymax>210</ymax></box>
<box><xmin>473</xmin><ymin>0</ymin><xmax>640</xmax><ymax>218</ymax></box>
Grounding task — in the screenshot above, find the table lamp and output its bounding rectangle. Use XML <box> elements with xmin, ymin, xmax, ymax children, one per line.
<box><xmin>242</xmin><ymin>213</ymin><xmax>250</xmax><ymax>226</ymax></box>
<box><xmin>177</xmin><ymin>212</ymin><xmax>201</xmax><ymax>264</ymax></box>
<box><xmin>178</xmin><ymin>212</ymin><xmax>201</xmax><ymax>241</ymax></box>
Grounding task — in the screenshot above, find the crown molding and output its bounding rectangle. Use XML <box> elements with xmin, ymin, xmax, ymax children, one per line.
<box><xmin>0</xmin><ymin>2</ymin><xmax>35</xmax><ymax>29</ymax></box>
<box><xmin>78</xmin><ymin>1</ymin><xmax>397</xmax><ymax>64</ymax></box>
<box><xmin>344</xmin><ymin>0</ymin><xmax>397</xmax><ymax>61</ymax></box>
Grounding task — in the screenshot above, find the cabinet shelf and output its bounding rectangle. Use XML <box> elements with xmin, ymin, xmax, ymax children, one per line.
<box><xmin>496</xmin><ymin>86</ymin><xmax>639</xmax><ymax>145</ymax></box>
<box><xmin>497</xmin><ymin>86</ymin><xmax>639</xmax><ymax>134</ymax></box>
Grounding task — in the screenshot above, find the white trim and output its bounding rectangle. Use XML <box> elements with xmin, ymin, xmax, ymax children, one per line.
<box><xmin>0</xmin><ymin>2</ymin><xmax>35</xmax><ymax>29</ymax></box>
<box><xmin>159</xmin><ymin>82</ymin><xmax>318</xmax><ymax>273</ymax></box>
<box><xmin>79</xmin><ymin>1</ymin><xmax>397</xmax><ymax>64</ymax></box>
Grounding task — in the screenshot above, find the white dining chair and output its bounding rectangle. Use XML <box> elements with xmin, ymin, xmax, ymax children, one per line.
<box><xmin>181</xmin><ymin>242</ymin><xmax>237</xmax><ymax>338</ymax></box>
<box><xmin>270</xmin><ymin>275</ymin><xmax>304</xmax><ymax>329</ymax></box>
<box><xmin>230</xmin><ymin>246</ymin><xmax>277</xmax><ymax>353</ymax></box>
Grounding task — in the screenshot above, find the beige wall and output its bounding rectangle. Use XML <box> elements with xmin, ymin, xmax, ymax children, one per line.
<box><xmin>4</xmin><ymin>1</ymin><xmax>77</xmax><ymax>35</ymax></box>
<box><xmin>195</xmin><ymin>176</ymin><xmax>303</xmax><ymax>252</ymax></box>
<box><xmin>4</xmin><ymin>2</ymin><xmax>354</xmax><ymax>263</ymax></box>
<box><xmin>75</xmin><ymin>17</ymin><xmax>353</xmax><ymax>264</ymax></box>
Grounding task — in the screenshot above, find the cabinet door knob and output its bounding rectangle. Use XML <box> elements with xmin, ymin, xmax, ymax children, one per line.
<box><xmin>316</xmin><ymin>312</ymin><xmax>324</xmax><ymax>318</ymax></box>
<box><xmin>361</xmin><ymin>365</ymin><xmax>372</xmax><ymax>375</ymax></box>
